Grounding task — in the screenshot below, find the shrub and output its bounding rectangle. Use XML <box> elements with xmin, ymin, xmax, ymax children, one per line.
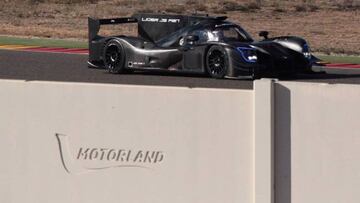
<box><xmin>272</xmin><ymin>2</ymin><xmax>286</xmax><ymax>13</ymax></box>
<box><xmin>194</xmin><ymin>4</ymin><xmax>207</xmax><ymax>12</ymax></box>
<box><xmin>185</xmin><ymin>0</ymin><xmax>197</xmax><ymax>5</ymax></box>
<box><xmin>164</xmin><ymin>4</ymin><xmax>186</xmax><ymax>14</ymax></box>
<box><xmin>27</xmin><ymin>0</ymin><xmax>45</xmax><ymax>4</ymax></box>
<box><xmin>51</xmin><ymin>0</ymin><xmax>99</xmax><ymax>4</ymax></box>
<box><xmin>308</xmin><ymin>4</ymin><xmax>319</xmax><ymax>12</ymax></box>
<box><xmin>295</xmin><ymin>4</ymin><xmax>307</xmax><ymax>12</ymax></box>
<box><xmin>247</xmin><ymin>2</ymin><xmax>260</xmax><ymax>10</ymax></box>
<box><xmin>334</xmin><ymin>0</ymin><xmax>360</xmax><ymax>10</ymax></box>
<box><xmin>273</xmin><ymin>7</ymin><xmax>285</xmax><ymax>12</ymax></box>
<box><xmin>222</xmin><ymin>1</ymin><xmax>245</xmax><ymax>12</ymax></box>
<box><xmin>136</xmin><ymin>8</ymin><xmax>155</xmax><ymax>13</ymax></box>
<box><xmin>222</xmin><ymin>1</ymin><xmax>260</xmax><ymax>12</ymax></box>
<box><xmin>294</xmin><ymin>4</ymin><xmax>319</xmax><ymax>12</ymax></box>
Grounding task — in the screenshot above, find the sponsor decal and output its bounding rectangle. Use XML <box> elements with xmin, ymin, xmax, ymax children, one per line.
<box><xmin>76</xmin><ymin>148</ymin><xmax>164</xmax><ymax>164</ymax></box>
<box><xmin>141</xmin><ymin>17</ymin><xmax>180</xmax><ymax>23</ymax></box>
<box><xmin>55</xmin><ymin>134</ymin><xmax>165</xmax><ymax>174</ymax></box>
<box><xmin>128</xmin><ymin>61</ymin><xmax>145</xmax><ymax>67</ymax></box>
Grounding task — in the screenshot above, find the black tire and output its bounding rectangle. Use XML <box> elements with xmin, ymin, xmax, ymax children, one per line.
<box><xmin>206</xmin><ymin>45</ymin><xmax>229</xmax><ymax>79</ymax></box>
<box><xmin>103</xmin><ymin>39</ymin><xmax>126</xmax><ymax>74</ymax></box>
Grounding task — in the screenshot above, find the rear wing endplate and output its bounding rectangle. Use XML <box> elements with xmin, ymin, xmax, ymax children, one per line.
<box><xmin>88</xmin><ymin>17</ymin><xmax>138</xmax><ymax>42</ymax></box>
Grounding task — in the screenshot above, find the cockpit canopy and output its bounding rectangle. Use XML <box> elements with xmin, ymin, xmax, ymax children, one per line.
<box><xmin>189</xmin><ymin>23</ymin><xmax>253</xmax><ymax>44</ymax></box>
<box><xmin>155</xmin><ymin>20</ymin><xmax>254</xmax><ymax>48</ymax></box>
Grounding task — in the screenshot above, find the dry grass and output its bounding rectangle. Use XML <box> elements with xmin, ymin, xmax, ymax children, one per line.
<box><xmin>0</xmin><ymin>0</ymin><xmax>359</xmax><ymax>54</ymax></box>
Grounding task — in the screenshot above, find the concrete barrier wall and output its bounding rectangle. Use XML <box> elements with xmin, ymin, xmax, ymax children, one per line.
<box><xmin>2</xmin><ymin>78</ymin><xmax>360</xmax><ymax>203</ymax></box>
<box><xmin>275</xmin><ymin>81</ymin><xmax>360</xmax><ymax>203</ymax></box>
<box><xmin>0</xmin><ymin>80</ymin><xmax>255</xmax><ymax>203</ymax></box>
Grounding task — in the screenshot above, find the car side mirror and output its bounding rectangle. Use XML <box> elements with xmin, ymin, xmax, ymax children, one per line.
<box><xmin>186</xmin><ymin>35</ymin><xmax>199</xmax><ymax>43</ymax></box>
<box><xmin>259</xmin><ymin>31</ymin><xmax>269</xmax><ymax>39</ymax></box>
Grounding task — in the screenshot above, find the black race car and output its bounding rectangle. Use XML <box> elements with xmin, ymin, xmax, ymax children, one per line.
<box><xmin>88</xmin><ymin>13</ymin><xmax>317</xmax><ymax>79</ymax></box>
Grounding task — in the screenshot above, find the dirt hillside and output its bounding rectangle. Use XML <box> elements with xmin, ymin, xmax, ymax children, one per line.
<box><xmin>0</xmin><ymin>0</ymin><xmax>359</xmax><ymax>55</ymax></box>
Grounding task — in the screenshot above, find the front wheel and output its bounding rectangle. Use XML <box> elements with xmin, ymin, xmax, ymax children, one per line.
<box><xmin>103</xmin><ymin>39</ymin><xmax>125</xmax><ymax>74</ymax></box>
<box><xmin>206</xmin><ymin>45</ymin><xmax>229</xmax><ymax>79</ymax></box>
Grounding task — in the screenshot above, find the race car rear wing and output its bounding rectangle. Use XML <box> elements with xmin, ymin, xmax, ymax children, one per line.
<box><xmin>88</xmin><ymin>17</ymin><xmax>138</xmax><ymax>42</ymax></box>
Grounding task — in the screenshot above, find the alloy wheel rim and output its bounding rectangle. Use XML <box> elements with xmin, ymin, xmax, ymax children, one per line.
<box><xmin>208</xmin><ymin>50</ymin><xmax>225</xmax><ymax>76</ymax></box>
<box><xmin>105</xmin><ymin>45</ymin><xmax>120</xmax><ymax>71</ymax></box>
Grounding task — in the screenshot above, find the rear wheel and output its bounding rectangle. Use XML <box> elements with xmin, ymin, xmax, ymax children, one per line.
<box><xmin>206</xmin><ymin>46</ymin><xmax>229</xmax><ymax>79</ymax></box>
<box><xmin>103</xmin><ymin>39</ymin><xmax>125</xmax><ymax>73</ymax></box>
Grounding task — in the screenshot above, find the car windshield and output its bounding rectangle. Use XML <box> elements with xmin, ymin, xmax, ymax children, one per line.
<box><xmin>209</xmin><ymin>25</ymin><xmax>253</xmax><ymax>43</ymax></box>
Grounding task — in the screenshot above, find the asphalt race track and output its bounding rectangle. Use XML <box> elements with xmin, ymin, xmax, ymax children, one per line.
<box><xmin>1</xmin><ymin>49</ymin><xmax>360</xmax><ymax>90</ymax></box>
<box><xmin>0</xmin><ymin>49</ymin><xmax>253</xmax><ymax>89</ymax></box>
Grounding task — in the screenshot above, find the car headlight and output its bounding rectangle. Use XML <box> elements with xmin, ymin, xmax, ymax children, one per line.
<box><xmin>237</xmin><ymin>47</ymin><xmax>258</xmax><ymax>63</ymax></box>
<box><xmin>303</xmin><ymin>44</ymin><xmax>311</xmax><ymax>60</ymax></box>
